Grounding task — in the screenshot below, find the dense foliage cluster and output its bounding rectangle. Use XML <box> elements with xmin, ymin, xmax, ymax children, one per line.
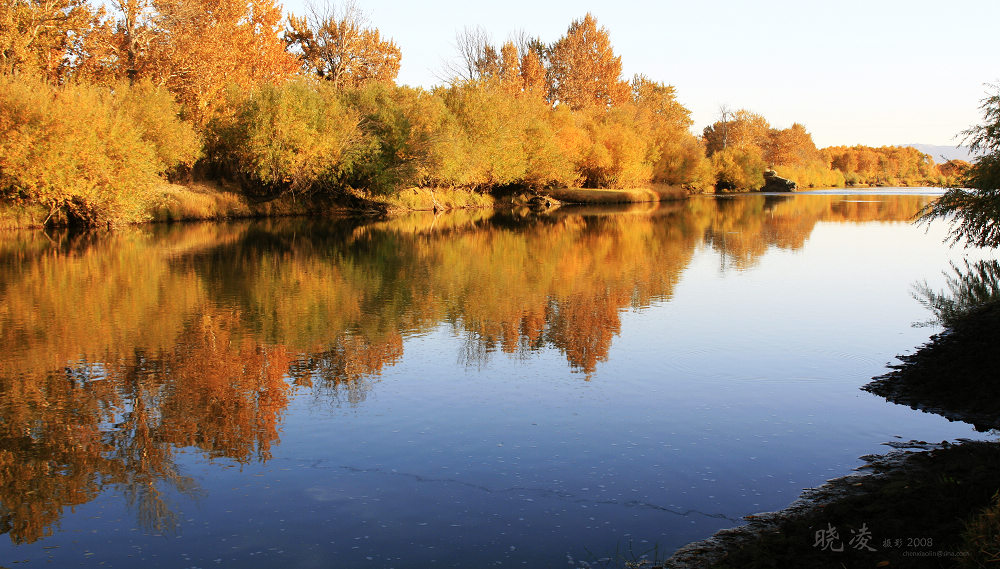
<box><xmin>0</xmin><ymin>1</ymin><xmax>972</xmax><ymax>226</ymax></box>
<box><xmin>0</xmin><ymin>75</ymin><xmax>200</xmax><ymax>226</ymax></box>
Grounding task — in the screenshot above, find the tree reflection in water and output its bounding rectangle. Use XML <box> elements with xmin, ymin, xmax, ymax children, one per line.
<box><xmin>0</xmin><ymin>193</ymin><xmax>935</xmax><ymax>542</ymax></box>
<box><xmin>913</xmin><ymin>258</ymin><xmax>1000</xmax><ymax>327</ymax></box>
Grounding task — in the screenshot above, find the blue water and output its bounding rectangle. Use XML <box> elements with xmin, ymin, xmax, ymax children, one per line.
<box><xmin>0</xmin><ymin>192</ymin><xmax>992</xmax><ymax>567</ymax></box>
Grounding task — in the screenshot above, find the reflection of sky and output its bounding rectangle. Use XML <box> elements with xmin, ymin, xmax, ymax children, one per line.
<box><xmin>260</xmin><ymin>214</ymin><xmax>992</xmax><ymax>565</ymax></box>
<box><xmin>4</xmin><ymin>204</ymin><xmax>996</xmax><ymax>568</ymax></box>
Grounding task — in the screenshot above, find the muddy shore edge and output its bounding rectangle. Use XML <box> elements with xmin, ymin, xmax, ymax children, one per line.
<box><xmin>662</xmin><ymin>304</ymin><xmax>1000</xmax><ymax>569</ymax></box>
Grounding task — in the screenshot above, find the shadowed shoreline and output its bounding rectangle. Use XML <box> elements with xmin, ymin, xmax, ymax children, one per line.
<box><xmin>662</xmin><ymin>303</ymin><xmax>1000</xmax><ymax>568</ymax></box>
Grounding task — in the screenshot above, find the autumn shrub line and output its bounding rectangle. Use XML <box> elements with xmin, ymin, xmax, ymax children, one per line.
<box><xmin>203</xmin><ymin>77</ymin><xmax>711</xmax><ymax>200</ymax></box>
<box><xmin>0</xmin><ymin>75</ymin><xmax>200</xmax><ymax>227</ymax></box>
<box><xmin>701</xmin><ymin>110</ymin><xmax>963</xmax><ymax>191</ymax></box>
<box><xmin>0</xmin><ymin>0</ymin><xmax>975</xmax><ymax>227</ymax></box>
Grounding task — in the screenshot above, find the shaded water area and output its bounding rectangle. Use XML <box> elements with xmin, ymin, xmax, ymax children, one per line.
<box><xmin>0</xmin><ymin>192</ymin><xmax>993</xmax><ymax>567</ymax></box>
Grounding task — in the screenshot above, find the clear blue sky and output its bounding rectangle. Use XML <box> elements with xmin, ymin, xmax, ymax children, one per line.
<box><xmin>282</xmin><ymin>0</ymin><xmax>998</xmax><ymax>148</ymax></box>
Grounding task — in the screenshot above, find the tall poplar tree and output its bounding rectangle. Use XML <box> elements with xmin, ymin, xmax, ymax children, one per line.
<box><xmin>546</xmin><ymin>13</ymin><xmax>628</xmax><ymax>110</ymax></box>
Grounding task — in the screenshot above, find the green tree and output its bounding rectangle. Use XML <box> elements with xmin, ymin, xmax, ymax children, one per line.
<box><xmin>920</xmin><ymin>84</ymin><xmax>1000</xmax><ymax>247</ymax></box>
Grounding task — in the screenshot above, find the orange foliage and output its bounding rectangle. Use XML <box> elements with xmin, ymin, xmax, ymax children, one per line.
<box><xmin>546</xmin><ymin>13</ymin><xmax>629</xmax><ymax>110</ymax></box>
<box><xmin>0</xmin><ymin>196</ymin><xmax>938</xmax><ymax>540</ymax></box>
<box><xmin>519</xmin><ymin>48</ymin><xmax>546</xmax><ymax>94</ymax></box>
<box><xmin>284</xmin><ymin>1</ymin><xmax>400</xmax><ymax>88</ymax></box>
<box><xmin>145</xmin><ymin>0</ymin><xmax>298</xmax><ymax>123</ymax></box>
<box><xmin>766</xmin><ymin>123</ymin><xmax>821</xmax><ymax>167</ymax></box>
<box><xmin>823</xmin><ymin>145</ymin><xmax>937</xmax><ymax>186</ymax></box>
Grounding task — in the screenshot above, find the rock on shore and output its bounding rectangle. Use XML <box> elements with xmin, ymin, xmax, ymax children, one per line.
<box><xmin>759</xmin><ymin>170</ymin><xmax>797</xmax><ymax>192</ymax></box>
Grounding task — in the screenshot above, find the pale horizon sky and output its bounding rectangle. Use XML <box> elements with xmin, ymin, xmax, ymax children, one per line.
<box><xmin>281</xmin><ymin>0</ymin><xmax>997</xmax><ymax>149</ymax></box>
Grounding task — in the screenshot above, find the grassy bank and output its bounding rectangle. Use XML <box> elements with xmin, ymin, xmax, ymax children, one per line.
<box><xmin>0</xmin><ymin>182</ymin><xmax>703</xmax><ymax>230</ymax></box>
<box><xmin>544</xmin><ymin>184</ymin><xmax>688</xmax><ymax>204</ymax></box>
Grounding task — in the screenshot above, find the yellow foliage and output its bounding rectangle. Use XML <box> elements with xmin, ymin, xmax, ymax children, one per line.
<box><xmin>547</xmin><ymin>13</ymin><xmax>629</xmax><ymax>110</ymax></box>
<box><xmin>711</xmin><ymin>146</ymin><xmax>766</xmax><ymax>192</ymax></box>
<box><xmin>208</xmin><ymin>80</ymin><xmax>361</xmax><ymax>194</ymax></box>
<box><xmin>824</xmin><ymin>145</ymin><xmax>937</xmax><ymax>186</ymax></box>
<box><xmin>0</xmin><ymin>0</ymin><xmax>102</xmax><ymax>81</ymax></box>
<box><xmin>284</xmin><ymin>2</ymin><xmax>401</xmax><ymax>88</ymax></box>
<box><xmin>0</xmin><ymin>75</ymin><xmax>199</xmax><ymax>226</ymax></box>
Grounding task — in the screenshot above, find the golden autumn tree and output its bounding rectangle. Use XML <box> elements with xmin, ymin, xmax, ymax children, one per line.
<box><xmin>703</xmin><ymin>108</ymin><xmax>770</xmax><ymax>156</ymax></box>
<box><xmin>546</xmin><ymin>13</ymin><xmax>629</xmax><ymax>110</ymax></box>
<box><xmin>497</xmin><ymin>40</ymin><xmax>520</xmax><ymax>91</ymax></box>
<box><xmin>937</xmin><ymin>158</ymin><xmax>970</xmax><ymax>184</ymax></box>
<box><xmin>702</xmin><ymin>109</ymin><xmax>770</xmax><ymax>191</ymax></box>
<box><xmin>284</xmin><ymin>0</ymin><xmax>400</xmax><ymax>89</ymax></box>
<box><xmin>630</xmin><ymin>74</ymin><xmax>708</xmax><ymax>187</ymax></box>
<box><xmin>824</xmin><ymin>145</ymin><xmax>935</xmax><ymax>186</ymax></box>
<box><xmin>146</xmin><ymin>0</ymin><xmax>297</xmax><ymax>124</ymax></box>
<box><xmin>0</xmin><ymin>0</ymin><xmax>103</xmax><ymax>81</ymax></box>
<box><xmin>765</xmin><ymin>122</ymin><xmax>821</xmax><ymax>167</ymax></box>
<box><xmin>102</xmin><ymin>0</ymin><xmax>158</xmax><ymax>82</ymax></box>
<box><xmin>519</xmin><ymin>45</ymin><xmax>546</xmax><ymax>94</ymax></box>
<box><xmin>762</xmin><ymin>123</ymin><xmax>844</xmax><ymax>188</ymax></box>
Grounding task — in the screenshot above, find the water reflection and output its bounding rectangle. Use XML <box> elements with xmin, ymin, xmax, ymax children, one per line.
<box><xmin>913</xmin><ymin>258</ymin><xmax>1000</xmax><ymax>327</ymax></box>
<box><xmin>0</xmin><ymin>193</ymin><xmax>934</xmax><ymax>544</ymax></box>
<box><xmin>865</xmin><ymin>257</ymin><xmax>1000</xmax><ymax>431</ymax></box>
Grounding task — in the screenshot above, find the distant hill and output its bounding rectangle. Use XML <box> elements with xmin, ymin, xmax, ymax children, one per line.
<box><xmin>905</xmin><ymin>143</ymin><xmax>975</xmax><ymax>163</ymax></box>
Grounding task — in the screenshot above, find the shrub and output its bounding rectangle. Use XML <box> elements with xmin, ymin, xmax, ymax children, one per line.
<box><xmin>206</xmin><ymin>80</ymin><xmax>362</xmax><ymax>197</ymax></box>
<box><xmin>341</xmin><ymin>83</ymin><xmax>472</xmax><ymax>194</ymax></box>
<box><xmin>443</xmin><ymin>80</ymin><xmax>528</xmax><ymax>188</ymax></box>
<box><xmin>711</xmin><ymin>146</ymin><xmax>766</xmax><ymax>192</ymax></box>
<box><xmin>577</xmin><ymin>106</ymin><xmax>654</xmax><ymax>189</ymax></box>
<box><xmin>0</xmin><ymin>75</ymin><xmax>199</xmax><ymax>226</ymax></box>
<box><xmin>115</xmin><ymin>79</ymin><xmax>202</xmax><ymax>179</ymax></box>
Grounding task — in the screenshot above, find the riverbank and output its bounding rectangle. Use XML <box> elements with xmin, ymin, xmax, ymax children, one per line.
<box><xmin>0</xmin><ymin>181</ymin><xmax>696</xmax><ymax>230</ymax></box>
<box><xmin>661</xmin><ymin>303</ymin><xmax>1000</xmax><ymax>568</ymax></box>
<box><xmin>665</xmin><ymin>441</ymin><xmax>999</xmax><ymax>568</ymax></box>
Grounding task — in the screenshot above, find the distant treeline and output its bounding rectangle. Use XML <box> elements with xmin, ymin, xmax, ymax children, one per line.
<box><xmin>0</xmin><ymin>0</ymin><xmax>972</xmax><ymax>226</ymax></box>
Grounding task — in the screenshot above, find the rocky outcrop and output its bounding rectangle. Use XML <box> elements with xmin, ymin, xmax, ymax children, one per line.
<box><xmin>759</xmin><ymin>170</ymin><xmax>797</xmax><ymax>192</ymax></box>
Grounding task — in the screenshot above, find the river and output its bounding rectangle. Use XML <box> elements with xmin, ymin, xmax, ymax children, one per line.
<box><xmin>0</xmin><ymin>191</ymin><xmax>991</xmax><ymax>567</ymax></box>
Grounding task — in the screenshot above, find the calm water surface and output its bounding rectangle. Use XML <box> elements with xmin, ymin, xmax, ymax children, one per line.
<box><xmin>0</xmin><ymin>192</ymin><xmax>993</xmax><ymax>567</ymax></box>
